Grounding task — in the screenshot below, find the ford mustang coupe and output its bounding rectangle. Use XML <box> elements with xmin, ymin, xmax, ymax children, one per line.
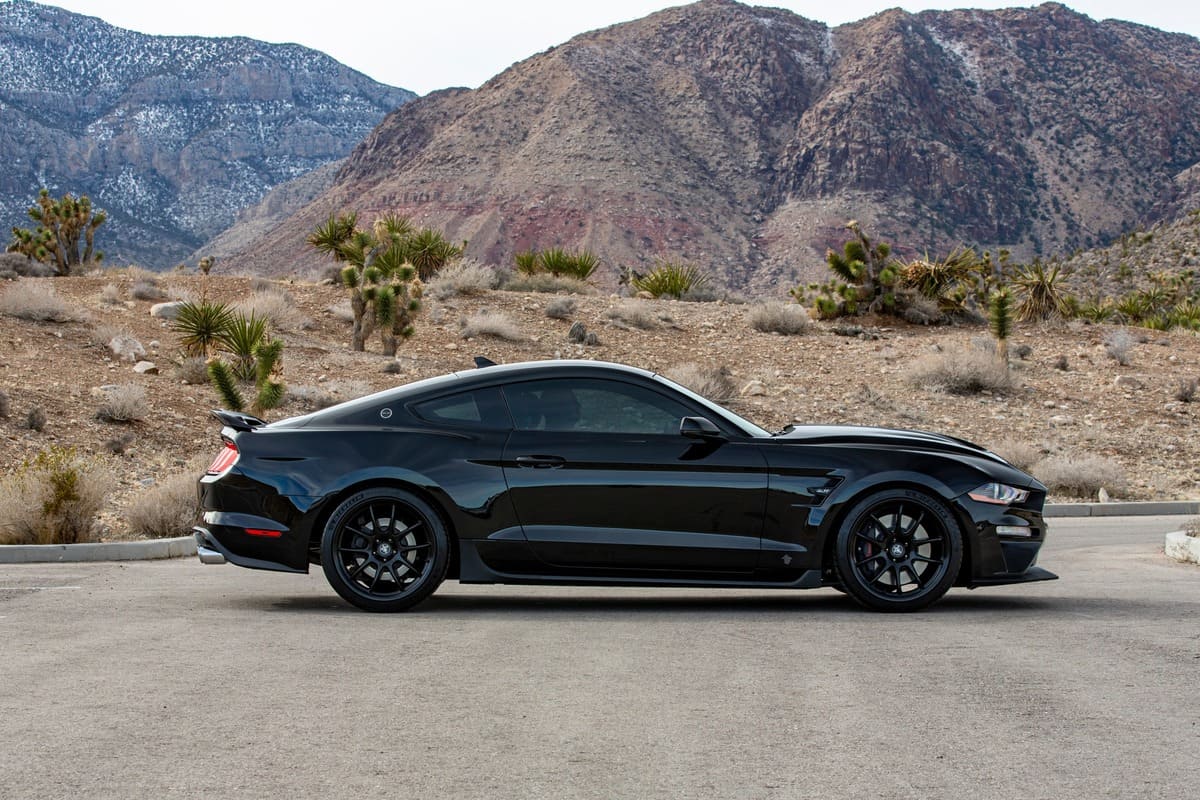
<box><xmin>195</xmin><ymin>359</ymin><xmax>1055</xmax><ymax>612</ymax></box>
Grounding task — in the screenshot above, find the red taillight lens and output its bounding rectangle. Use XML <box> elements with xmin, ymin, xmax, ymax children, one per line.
<box><xmin>206</xmin><ymin>442</ymin><xmax>239</xmax><ymax>475</ymax></box>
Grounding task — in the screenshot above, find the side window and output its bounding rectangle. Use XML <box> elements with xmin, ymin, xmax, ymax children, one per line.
<box><xmin>504</xmin><ymin>379</ymin><xmax>692</xmax><ymax>434</ymax></box>
<box><xmin>412</xmin><ymin>387</ymin><xmax>510</xmax><ymax>429</ymax></box>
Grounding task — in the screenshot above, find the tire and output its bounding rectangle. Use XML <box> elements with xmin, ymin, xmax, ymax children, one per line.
<box><xmin>833</xmin><ymin>488</ymin><xmax>963</xmax><ymax>612</ymax></box>
<box><xmin>320</xmin><ymin>487</ymin><xmax>449</xmax><ymax>612</ymax></box>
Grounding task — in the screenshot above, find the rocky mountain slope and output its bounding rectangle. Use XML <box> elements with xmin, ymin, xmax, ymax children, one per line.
<box><xmin>226</xmin><ymin>0</ymin><xmax>1200</xmax><ymax>293</ymax></box>
<box><xmin>0</xmin><ymin>0</ymin><xmax>413</xmax><ymax>267</ymax></box>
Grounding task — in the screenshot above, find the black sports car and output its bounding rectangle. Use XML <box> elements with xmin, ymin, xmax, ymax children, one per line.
<box><xmin>195</xmin><ymin>359</ymin><xmax>1055</xmax><ymax>612</ymax></box>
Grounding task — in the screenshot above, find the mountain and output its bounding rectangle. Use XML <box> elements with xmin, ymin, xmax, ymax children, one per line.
<box><xmin>225</xmin><ymin>0</ymin><xmax>1200</xmax><ymax>293</ymax></box>
<box><xmin>0</xmin><ymin>0</ymin><xmax>413</xmax><ymax>266</ymax></box>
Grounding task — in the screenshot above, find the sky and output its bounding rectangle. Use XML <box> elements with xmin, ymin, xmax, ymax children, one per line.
<box><xmin>34</xmin><ymin>1</ymin><xmax>1200</xmax><ymax>95</ymax></box>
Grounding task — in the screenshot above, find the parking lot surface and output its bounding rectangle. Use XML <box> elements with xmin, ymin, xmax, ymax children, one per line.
<box><xmin>1</xmin><ymin>516</ymin><xmax>1197</xmax><ymax>799</ymax></box>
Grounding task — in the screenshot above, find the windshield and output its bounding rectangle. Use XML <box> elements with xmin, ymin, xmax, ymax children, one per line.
<box><xmin>652</xmin><ymin>373</ymin><xmax>773</xmax><ymax>438</ymax></box>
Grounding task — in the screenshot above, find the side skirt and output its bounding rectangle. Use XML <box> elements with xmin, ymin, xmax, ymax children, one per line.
<box><xmin>457</xmin><ymin>540</ymin><xmax>822</xmax><ymax>590</ymax></box>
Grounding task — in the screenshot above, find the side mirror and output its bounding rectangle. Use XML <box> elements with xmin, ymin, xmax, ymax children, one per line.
<box><xmin>680</xmin><ymin>416</ymin><xmax>724</xmax><ymax>440</ymax></box>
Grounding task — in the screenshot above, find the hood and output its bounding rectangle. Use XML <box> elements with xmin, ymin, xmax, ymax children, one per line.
<box><xmin>775</xmin><ymin>424</ymin><xmax>1006</xmax><ymax>464</ymax></box>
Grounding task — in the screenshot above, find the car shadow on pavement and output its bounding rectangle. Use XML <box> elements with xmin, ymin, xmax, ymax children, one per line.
<box><xmin>231</xmin><ymin>588</ymin><xmax>1060</xmax><ymax>616</ymax></box>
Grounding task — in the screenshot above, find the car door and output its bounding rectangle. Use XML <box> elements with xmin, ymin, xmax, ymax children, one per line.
<box><xmin>500</xmin><ymin>377</ymin><xmax>768</xmax><ymax>575</ymax></box>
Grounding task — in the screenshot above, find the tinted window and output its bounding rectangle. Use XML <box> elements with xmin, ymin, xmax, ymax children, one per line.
<box><xmin>412</xmin><ymin>388</ymin><xmax>509</xmax><ymax>429</ymax></box>
<box><xmin>504</xmin><ymin>379</ymin><xmax>692</xmax><ymax>434</ymax></box>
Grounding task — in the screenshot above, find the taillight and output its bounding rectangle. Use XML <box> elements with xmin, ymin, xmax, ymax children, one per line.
<box><xmin>206</xmin><ymin>441</ymin><xmax>239</xmax><ymax>476</ymax></box>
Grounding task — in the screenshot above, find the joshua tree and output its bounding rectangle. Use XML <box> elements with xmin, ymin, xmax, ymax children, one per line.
<box><xmin>8</xmin><ymin>189</ymin><xmax>106</xmax><ymax>275</ymax></box>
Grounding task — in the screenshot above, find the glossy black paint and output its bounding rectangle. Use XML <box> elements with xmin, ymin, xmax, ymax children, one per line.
<box><xmin>196</xmin><ymin>360</ymin><xmax>1055</xmax><ymax>605</ymax></box>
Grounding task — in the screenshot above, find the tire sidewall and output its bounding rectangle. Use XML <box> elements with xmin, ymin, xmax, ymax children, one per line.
<box><xmin>834</xmin><ymin>487</ymin><xmax>963</xmax><ymax>612</ymax></box>
<box><xmin>320</xmin><ymin>487</ymin><xmax>449</xmax><ymax>612</ymax></box>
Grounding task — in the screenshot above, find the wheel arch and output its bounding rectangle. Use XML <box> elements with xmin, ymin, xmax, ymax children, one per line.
<box><xmin>817</xmin><ymin>478</ymin><xmax>974</xmax><ymax>583</ymax></box>
<box><xmin>307</xmin><ymin>478</ymin><xmax>461</xmax><ymax>579</ymax></box>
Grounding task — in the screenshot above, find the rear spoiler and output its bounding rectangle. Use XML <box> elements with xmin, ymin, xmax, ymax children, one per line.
<box><xmin>210</xmin><ymin>410</ymin><xmax>267</xmax><ymax>432</ymax></box>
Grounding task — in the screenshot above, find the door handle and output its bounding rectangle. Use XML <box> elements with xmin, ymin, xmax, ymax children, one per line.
<box><xmin>515</xmin><ymin>455</ymin><xmax>566</xmax><ymax>468</ymax></box>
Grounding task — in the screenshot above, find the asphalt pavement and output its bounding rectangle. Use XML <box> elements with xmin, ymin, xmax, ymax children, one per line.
<box><xmin>1</xmin><ymin>516</ymin><xmax>1197</xmax><ymax>799</ymax></box>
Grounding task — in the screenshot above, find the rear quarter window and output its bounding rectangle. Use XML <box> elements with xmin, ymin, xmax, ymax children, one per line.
<box><xmin>411</xmin><ymin>387</ymin><xmax>510</xmax><ymax>429</ymax></box>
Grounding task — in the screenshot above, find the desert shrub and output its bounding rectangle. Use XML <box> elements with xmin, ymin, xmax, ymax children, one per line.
<box><xmin>131</xmin><ymin>279</ymin><xmax>167</xmax><ymax>301</ymax></box>
<box><xmin>545</xmin><ymin>296</ymin><xmax>577</xmax><ymax>320</ymax></box>
<box><xmin>1032</xmin><ymin>454</ymin><xmax>1128</xmax><ymax>498</ymax></box>
<box><xmin>286</xmin><ymin>385</ymin><xmax>339</xmax><ymax>411</ymax></box>
<box><xmin>0</xmin><ymin>282</ymin><xmax>81</xmax><ymax>322</ymax></box>
<box><xmin>96</xmin><ymin>383</ymin><xmax>147</xmax><ymax>423</ymax></box>
<box><xmin>909</xmin><ymin>347</ymin><xmax>1011</xmax><ymax>395</ymax></box>
<box><xmin>24</xmin><ymin>407</ymin><xmax>47</xmax><ymax>432</ymax></box>
<box><xmin>989</xmin><ymin>439</ymin><xmax>1043</xmax><ymax>471</ymax></box>
<box><xmin>1104</xmin><ymin>329</ymin><xmax>1135</xmax><ymax>366</ymax></box>
<box><xmin>1078</xmin><ymin>297</ymin><xmax>1115</xmax><ymax>323</ymax></box>
<box><xmin>250</xmin><ymin>277</ymin><xmax>275</xmax><ymax>293</ymax></box>
<box><xmin>460</xmin><ymin>310</ymin><xmax>524</xmax><ymax>341</ymax></box>
<box><xmin>325</xmin><ymin>380</ymin><xmax>373</xmax><ymax>401</ymax></box>
<box><xmin>1012</xmin><ymin>344</ymin><xmax>1033</xmax><ymax>360</ymax></box>
<box><xmin>632</xmin><ymin>260</ymin><xmax>709</xmax><ymax>299</ymax></box>
<box><xmin>748</xmin><ymin>303</ymin><xmax>808</xmax><ymax>335</ymax></box>
<box><xmin>125</xmin><ymin>459</ymin><xmax>206</xmax><ymax>539</ymax></box>
<box><xmin>427</xmin><ymin>259</ymin><xmax>498</xmax><ymax>298</ymax></box>
<box><xmin>664</xmin><ymin>363</ymin><xmax>736</xmax><ymax>403</ymax></box>
<box><xmin>604</xmin><ymin>300</ymin><xmax>660</xmax><ymax>330</ymax></box>
<box><xmin>327</xmin><ymin>301</ymin><xmax>355</xmax><ymax>323</ymax></box>
<box><xmin>103</xmin><ymin>432</ymin><xmax>135</xmax><ymax>455</ymax></box>
<box><xmin>0</xmin><ymin>389</ymin><xmax>9</xmax><ymax>418</ymax></box>
<box><xmin>1175</xmin><ymin>377</ymin><xmax>1198</xmax><ymax>403</ymax></box>
<box><xmin>175</xmin><ymin>356</ymin><xmax>210</xmax><ymax>385</ymax></box>
<box><xmin>99</xmin><ymin>284</ymin><xmax>122</xmax><ymax>305</ymax></box>
<box><xmin>0</xmin><ymin>446</ymin><xmax>111</xmax><ymax>544</ymax></box>
<box><xmin>1052</xmin><ymin>355</ymin><xmax>1070</xmax><ymax>371</ymax></box>
<box><xmin>897</xmin><ymin>290</ymin><xmax>944</xmax><ymax>325</ymax></box>
<box><xmin>501</xmin><ymin>272</ymin><xmax>595</xmax><ymax>294</ymax></box>
<box><xmin>237</xmin><ymin>288</ymin><xmax>311</xmax><ymax>331</ymax></box>
<box><xmin>108</xmin><ymin>334</ymin><xmax>146</xmax><ymax>363</ymax></box>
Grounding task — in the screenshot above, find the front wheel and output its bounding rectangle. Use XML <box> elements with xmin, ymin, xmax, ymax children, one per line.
<box><xmin>834</xmin><ymin>489</ymin><xmax>963</xmax><ymax>612</ymax></box>
<box><xmin>320</xmin><ymin>488</ymin><xmax>449</xmax><ymax>612</ymax></box>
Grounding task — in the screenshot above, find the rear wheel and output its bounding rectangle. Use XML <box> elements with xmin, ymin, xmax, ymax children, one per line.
<box><xmin>320</xmin><ymin>488</ymin><xmax>449</xmax><ymax>612</ymax></box>
<box><xmin>834</xmin><ymin>488</ymin><xmax>962</xmax><ymax>612</ymax></box>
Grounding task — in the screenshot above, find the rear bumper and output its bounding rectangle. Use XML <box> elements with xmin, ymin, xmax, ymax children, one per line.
<box><xmin>193</xmin><ymin>525</ymin><xmax>306</xmax><ymax>574</ymax></box>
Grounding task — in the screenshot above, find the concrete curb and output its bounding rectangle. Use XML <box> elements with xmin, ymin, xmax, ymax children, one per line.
<box><xmin>1165</xmin><ymin>531</ymin><xmax>1200</xmax><ymax>565</ymax></box>
<box><xmin>1044</xmin><ymin>501</ymin><xmax>1200</xmax><ymax>518</ymax></box>
<box><xmin>0</xmin><ymin>536</ymin><xmax>196</xmax><ymax>564</ymax></box>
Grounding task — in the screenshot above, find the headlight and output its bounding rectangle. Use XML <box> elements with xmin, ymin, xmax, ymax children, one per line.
<box><xmin>968</xmin><ymin>483</ymin><xmax>1030</xmax><ymax>505</ymax></box>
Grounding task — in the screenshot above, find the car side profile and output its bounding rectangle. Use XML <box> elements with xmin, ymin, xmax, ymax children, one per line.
<box><xmin>194</xmin><ymin>359</ymin><xmax>1055</xmax><ymax>612</ymax></box>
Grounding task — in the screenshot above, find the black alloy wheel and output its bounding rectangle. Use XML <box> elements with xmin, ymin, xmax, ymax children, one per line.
<box><xmin>834</xmin><ymin>488</ymin><xmax>962</xmax><ymax>612</ymax></box>
<box><xmin>320</xmin><ymin>488</ymin><xmax>449</xmax><ymax>612</ymax></box>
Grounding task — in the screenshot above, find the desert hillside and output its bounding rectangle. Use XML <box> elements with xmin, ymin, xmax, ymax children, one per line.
<box><xmin>1</xmin><ymin>270</ymin><xmax>1197</xmax><ymax>541</ymax></box>
<box><xmin>224</xmin><ymin>0</ymin><xmax>1200</xmax><ymax>292</ymax></box>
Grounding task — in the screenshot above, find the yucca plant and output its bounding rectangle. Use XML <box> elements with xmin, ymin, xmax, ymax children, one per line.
<box><xmin>632</xmin><ymin>260</ymin><xmax>710</xmax><ymax>299</ymax></box>
<box><xmin>1169</xmin><ymin>300</ymin><xmax>1200</xmax><ymax>331</ymax></box>
<box><xmin>1078</xmin><ymin>296</ymin><xmax>1115</xmax><ymax>323</ymax></box>
<box><xmin>405</xmin><ymin>227</ymin><xmax>462</xmax><ymax>280</ymax></box>
<box><xmin>173</xmin><ymin>301</ymin><xmax>234</xmax><ymax>357</ymax></box>
<box><xmin>1114</xmin><ymin>293</ymin><xmax>1151</xmax><ymax>324</ymax></box>
<box><xmin>216</xmin><ymin>312</ymin><xmax>268</xmax><ymax>381</ymax></box>
<box><xmin>514</xmin><ymin>250</ymin><xmax>539</xmax><ymax>275</ymax></box>
<box><xmin>208</xmin><ymin>336</ymin><xmax>285</xmax><ymax>414</ymax></box>
<box><xmin>1011</xmin><ymin>262</ymin><xmax>1068</xmax><ymax>321</ymax></box>
<box><xmin>989</xmin><ymin>288</ymin><xmax>1013</xmax><ymax>362</ymax></box>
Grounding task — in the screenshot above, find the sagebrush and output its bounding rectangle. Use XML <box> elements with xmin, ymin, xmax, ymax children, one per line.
<box><xmin>125</xmin><ymin>459</ymin><xmax>206</xmax><ymax>539</ymax></box>
<box><xmin>0</xmin><ymin>446</ymin><xmax>111</xmax><ymax>544</ymax></box>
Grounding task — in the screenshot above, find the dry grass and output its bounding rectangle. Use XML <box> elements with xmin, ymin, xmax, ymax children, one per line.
<box><xmin>1032</xmin><ymin>453</ymin><xmax>1129</xmax><ymax>498</ymax></box>
<box><xmin>0</xmin><ymin>282</ymin><xmax>83</xmax><ymax>322</ymax></box>
<box><xmin>326</xmin><ymin>301</ymin><xmax>354</xmax><ymax>323</ymax></box>
<box><xmin>108</xmin><ymin>333</ymin><xmax>146</xmax><ymax>363</ymax></box>
<box><xmin>0</xmin><ymin>447</ymin><xmax>112</xmax><ymax>544</ymax></box>
<box><xmin>748</xmin><ymin>302</ymin><xmax>809</xmax><ymax>335</ymax></box>
<box><xmin>325</xmin><ymin>380</ymin><xmax>373</xmax><ymax>402</ymax></box>
<box><xmin>99</xmin><ymin>284</ymin><xmax>122</xmax><ymax>305</ymax></box>
<box><xmin>1105</xmin><ymin>329</ymin><xmax>1135</xmax><ymax>365</ymax></box>
<box><xmin>545</xmin><ymin>297</ymin><xmax>577</xmax><ymax>320</ymax></box>
<box><xmin>237</xmin><ymin>287</ymin><xmax>311</xmax><ymax>331</ymax></box>
<box><xmin>988</xmin><ymin>438</ymin><xmax>1044</xmax><ymax>471</ymax></box>
<box><xmin>96</xmin><ymin>384</ymin><xmax>148</xmax><ymax>423</ymax></box>
<box><xmin>664</xmin><ymin>363</ymin><xmax>737</xmax><ymax>403</ymax></box>
<box><xmin>131</xmin><ymin>279</ymin><xmax>168</xmax><ymax>301</ymax></box>
<box><xmin>501</xmin><ymin>273</ymin><xmax>594</xmax><ymax>294</ymax></box>
<box><xmin>604</xmin><ymin>300</ymin><xmax>660</xmax><ymax>330</ymax></box>
<box><xmin>0</xmin><ymin>389</ymin><xmax>9</xmax><ymax>419</ymax></box>
<box><xmin>460</xmin><ymin>310</ymin><xmax>524</xmax><ymax>341</ymax></box>
<box><xmin>175</xmin><ymin>356</ymin><xmax>210</xmax><ymax>385</ymax></box>
<box><xmin>285</xmin><ymin>385</ymin><xmax>339</xmax><ymax>411</ymax></box>
<box><xmin>125</xmin><ymin>458</ymin><xmax>206</xmax><ymax>539</ymax></box>
<box><xmin>427</xmin><ymin>259</ymin><xmax>498</xmax><ymax>298</ymax></box>
<box><xmin>909</xmin><ymin>348</ymin><xmax>1012</xmax><ymax>394</ymax></box>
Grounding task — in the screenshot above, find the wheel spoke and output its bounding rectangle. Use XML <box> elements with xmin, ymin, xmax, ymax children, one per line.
<box><xmin>394</xmin><ymin>553</ymin><xmax>422</xmax><ymax>575</ymax></box>
<box><xmin>394</xmin><ymin>520</ymin><xmax>424</xmax><ymax>538</ymax></box>
<box><xmin>338</xmin><ymin>546</ymin><xmax>371</xmax><ymax>556</ymax></box>
<box><xmin>891</xmin><ymin>564</ymin><xmax>905</xmax><ymax>592</ymax></box>
<box><xmin>389</xmin><ymin>505</ymin><xmax>398</xmax><ymax>535</ymax></box>
<box><xmin>346</xmin><ymin>525</ymin><xmax>374</xmax><ymax>540</ymax></box>
<box><xmin>912</xmin><ymin>554</ymin><xmax>942</xmax><ymax>565</ymax></box>
<box><xmin>367</xmin><ymin>565</ymin><xmax>382</xmax><ymax>593</ymax></box>
<box><xmin>369</xmin><ymin>505</ymin><xmax>380</xmax><ymax>536</ymax></box>
<box><xmin>387</xmin><ymin>563</ymin><xmax>405</xmax><ymax>587</ymax></box>
<box><xmin>911</xmin><ymin>536</ymin><xmax>942</xmax><ymax>547</ymax></box>
<box><xmin>891</xmin><ymin>506</ymin><xmax>904</xmax><ymax>535</ymax></box>
<box><xmin>855</xmin><ymin>530</ymin><xmax>882</xmax><ymax>547</ymax></box>
<box><xmin>868</xmin><ymin>516</ymin><xmax>889</xmax><ymax>539</ymax></box>
<box><xmin>906</xmin><ymin>564</ymin><xmax>926</xmax><ymax>588</ymax></box>
<box><xmin>902</xmin><ymin>511</ymin><xmax>925</xmax><ymax>537</ymax></box>
<box><xmin>855</xmin><ymin>553</ymin><xmax>882</xmax><ymax>569</ymax></box>
<box><xmin>348</xmin><ymin>558</ymin><xmax>371</xmax><ymax>580</ymax></box>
